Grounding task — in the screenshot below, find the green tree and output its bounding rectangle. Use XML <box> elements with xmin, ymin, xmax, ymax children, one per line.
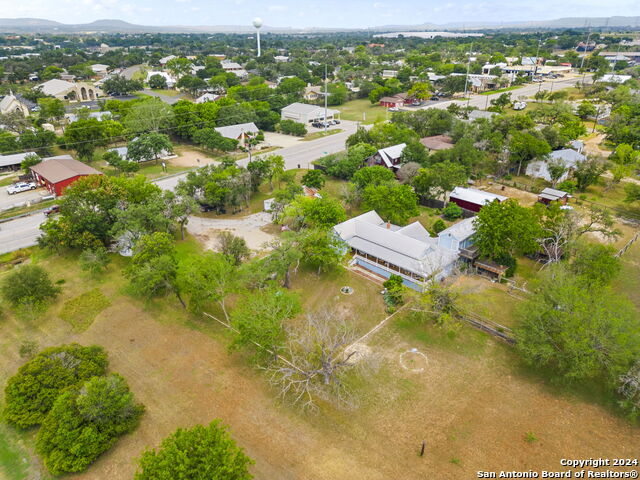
<box><xmin>508</xmin><ymin>131</ymin><xmax>551</xmax><ymax>176</ymax></box>
<box><xmin>407</xmin><ymin>81</ymin><xmax>432</xmax><ymax>100</ymax></box>
<box><xmin>216</xmin><ymin>231</ymin><xmax>250</xmax><ymax>266</ymax></box>
<box><xmin>37</xmin><ymin>98</ymin><xmax>65</xmax><ymax>122</ymax></box>
<box><xmin>351</xmin><ymin>166</ymin><xmax>395</xmax><ymax>190</ymax></box>
<box><xmin>298</xmin><ymin>228</ymin><xmax>346</xmax><ymax>274</ymax></box>
<box><xmin>125</xmin><ymin>232</ymin><xmax>184</xmax><ymax>306</ymax></box>
<box><xmin>20</xmin><ymin>152</ymin><xmax>41</xmax><ymax>175</ymax></box>
<box><xmin>577</xmin><ymin>100</ymin><xmax>597</xmax><ymax>119</ymax></box>
<box><xmin>230</xmin><ymin>286</ymin><xmax>301</xmax><ymax>362</ymax></box>
<box><xmin>412</xmin><ymin>162</ymin><xmax>467</xmax><ymax>200</ymax></box>
<box><xmin>474</xmin><ymin>199</ymin><xmax>541</xmax><ymax>259</ymax></box>
<box><xmin>362</xmin><ymin>183</ymin><xmax>419</xmax><ymax>225</ymax></box>
<box><xmin>570</xmin><ymin>243</ymin><xmax>621</xmax><ymax>286</ymax></box>
<box><xmin>573</xmin><ymin>156</ymin><xmax>604</xmax><ymax>191</ymax></box>
<box><xmin>165</xmin><ymin>57</ymin><xmax>193</xmax><ymax>78</ymax></box>
<box><xmin>134</xmin><ymin>421</ymin><xmax>253</xmax><ymax>480</ymax></box>
<box><xmin>148</xmin><ymin>74</ymin><xmax>167</xmax><ymax>89</ymax></box>
<box><xmin>102</xmin><ymin>75</ymin><xmax>143</xmax><ymax>95</ymax></box>
<box><xmin>177</xmin><ymin>252</ymin><xmax>238</xmax><ymax>318</ymax></box>
<box><xmin>124</xmin><ymin>99</ymin><xmax>174</xmax><ymax>134</ymax></box>
<box><xmin>36</xmin><ymin>374</ymin><xmax>144</xmax><ymax>475</ymax></box>
<box><xmin>282</xmin><ymin>195</ymin><xmax>347</xmax><ymax>230</ymax></box>
<box><xmin>1</xmin><ymin>264</ymin><xmax>60</xmax><ymax>313</ymax></box>
<box><xmin>127</xmin><ymin>132</ymin><xmax>173</xmax><ymax>164</ymax></box>
<box><xmin>442</xmin><ymin>202</ymin><xmax>463</xmax><ymax>220</ymax></box>
<box><xmin>63</xmin><ymin>118</ymin><xmax>111</xmax><ymax>161</ymax></box>
<box><xmin>515</xmin><ymin>265</ymin><xmax>640</xmax><ymax>382</ymax></box>
<box><xmin>3</xmin><ymin>344</ymin><xmax>108</xmax><ymax>428</ymax></box>
<box><xmin>301</xmin><ymin>169</ymin><xmax>325</xmax><ymax>189</ymax></box>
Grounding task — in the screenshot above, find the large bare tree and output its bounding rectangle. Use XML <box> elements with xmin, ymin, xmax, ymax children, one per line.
<box><xmin>265</xmin><ymin>309</ymin><xmax>359</xmax><ymax>410</ymax></box>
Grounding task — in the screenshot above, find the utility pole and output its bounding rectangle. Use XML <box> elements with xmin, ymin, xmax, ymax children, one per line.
<box><xmin>463</xmin><ymin>43</ymin><xmax>473</xmax><ymax>108</ymax></box>
<box><xmin>323</xmin><ymin>63</ymin><xmax>329</xmax><ymax>134</ymax></box>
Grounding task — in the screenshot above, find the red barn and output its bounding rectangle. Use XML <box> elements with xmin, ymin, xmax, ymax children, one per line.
<box><xmin>30</xmin><ymin>155</ymin><xmax>103</xmax><ymax>196</ymax></box>
<box><xmin>449</xmin><ymin>186</ymin><xmax>507</xmax><ymax>213</ymax></box>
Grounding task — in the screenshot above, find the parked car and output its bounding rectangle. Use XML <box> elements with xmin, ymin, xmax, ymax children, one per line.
<box><xmin>6</xmin><ymin>182</ymin><xmax>36</xmax><ymax>195</ymax></box>
<box><xmin>44</xmin><ymin>205</ymin><xmax>60</xmax><ymax>216</ymax></box>
<box><xmin>388</xmin><ymin>107</ymin><xmax>399</xmax><ymax>112</ymax></box>
<box><xmin>332</xmin><ymin>119</ymin><xmax>341</xmax><ymax>125</ymax></box>
<box><xmin>513</xmin><ymin>101</ymin><xmax>527</xmax><ymax>111</ymax></box>
<box><xmin>311</xmin><ymin>121</ymin><xmax>323</xmax><ymax>128</ymax></box>
<box><xmin>532</xmin><ymin>77</ymin><xmax>543</xmax><ymax>82</ymax></box>
<box><xmin>430</xmin><ymin>96</ymin><xmax>440</xmax><ymax>101</ymax></box>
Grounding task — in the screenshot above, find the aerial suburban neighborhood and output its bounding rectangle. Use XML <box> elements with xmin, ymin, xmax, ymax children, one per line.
<box><xmin>0</xmin><ymin>4</ymin><xmax>639</xmax><ymax>480</ymax></box>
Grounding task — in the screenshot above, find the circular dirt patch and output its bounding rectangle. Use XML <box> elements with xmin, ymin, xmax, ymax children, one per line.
<box><xmin>399</xmin><ymin>348</ymin><xmax>429</xmax><ymax>373</ymax></box>
<box><xmin>340</xmin><ymin>286</ymin><xmax>354</xmax><ymax>295</ymax></box>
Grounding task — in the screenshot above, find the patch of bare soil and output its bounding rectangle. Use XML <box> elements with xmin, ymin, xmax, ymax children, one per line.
<box><xmin>170</xmin><ymin>148</ymin><xmax>220</xmax><ymax>168</ymax></box>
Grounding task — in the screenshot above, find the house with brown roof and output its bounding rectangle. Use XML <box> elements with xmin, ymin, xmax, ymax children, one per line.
<box><xmin>30</xmin><ymin>155</ymin><xmax>102</xmax><ymax>196</ymax></box>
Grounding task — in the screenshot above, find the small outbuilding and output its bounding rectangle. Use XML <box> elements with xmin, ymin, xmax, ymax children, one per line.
<box><xmin>280</xmin><ymin>102</ymin><xmax>339</xmax><ymax>124</ymax></box>
<box><xmin>449</xmin><ymin>186</ymin><xmax>507</xmax><ymax>213</ymax></box>
<box><xmin>537</xmin><ymin>187</ymin><xmax>570</xmax><ymax>205</ymax></box>
<box><xmin>30</xmin><ymin>155</ymin><xmax>102</xmax><ymax>196</ymax></box>
<box><xmin>420</xmin><ymin>135</ymin><xmax>455</xmax><ymax>151</ymax></box>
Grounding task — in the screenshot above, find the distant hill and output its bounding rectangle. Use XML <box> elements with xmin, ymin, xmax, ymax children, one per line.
<box><xmin>0</xmin><ymin>16</ymin><xmax>638</xmax><ymax>34</ymax></box>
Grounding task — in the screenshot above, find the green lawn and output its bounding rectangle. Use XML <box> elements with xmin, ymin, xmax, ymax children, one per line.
<box><xmin>337</xmin><ymin>99</ymin><xmax>388</xmax><ymax>124</ymax></box>
<box><xmin>0</xmin><ymin>423</ymin><xmax>33</xmax><ymax>480</ymax></box>
<box><xmin>479</xmin><ymin>85</ymin><xmax>520</xmax><ymax>95</ymax></box>
<box><xmin>302</xmin><ymin>129</ymin><xmax>342</xmax><ymax>141</ymax></box>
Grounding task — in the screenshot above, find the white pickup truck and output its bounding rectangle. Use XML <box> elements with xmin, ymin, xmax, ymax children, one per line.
<box><xmin>6</xmin><ymin>182</ymin><xmax>37</xmax><ymax>195</ymax></box>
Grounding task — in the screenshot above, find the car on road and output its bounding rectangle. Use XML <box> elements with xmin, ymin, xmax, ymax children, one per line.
<box><xmin>332</xmin><ymin>119</ymin><xmax>341</xmax><ymax>125</ymax></box>
<box><xmin>388</xmin><ymin>107</ymin><xmax>399</xmax><ymax>112</ymax></box>
<box><xmin>6</xmin><ymin>182</ymin><xmax>36</xmax><ymax>195</ymax></box>
<box><xmin>44</xmin><ymin>205</ymin><xmax>60</xmax><ymax>216</ymax></box>
<box><xmin>430</xmin><ymin>96</ymin><xmax>440</xmax><ymax>101</ymax></box>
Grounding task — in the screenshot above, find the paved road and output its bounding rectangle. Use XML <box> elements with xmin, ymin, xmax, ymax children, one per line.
<box><xmin>0</xmin><ymin>213</ymin><xmax>45</xmax><ymax>254</ymax></box>
<box><xmin>421</xmin><ymin>75</ymin><xmax>590</xmax><ymax>112</ymax></box>
<box><xmin>155</xmin><ymin>121</ymin><xmax>361</xmax><ymax>191</ymax></box>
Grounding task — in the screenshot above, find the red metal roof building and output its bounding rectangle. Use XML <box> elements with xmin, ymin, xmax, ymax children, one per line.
<box><xmin>30</xmin><ymin>155</ymin><xmax>103</xmax><ymax>196</ymax></box>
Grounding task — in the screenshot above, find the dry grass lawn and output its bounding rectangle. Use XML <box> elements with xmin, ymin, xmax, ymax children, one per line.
<box><xmin>0</xmin><ymin>249</ymin><xmax>639</xmax><ymax>480</ymax></box>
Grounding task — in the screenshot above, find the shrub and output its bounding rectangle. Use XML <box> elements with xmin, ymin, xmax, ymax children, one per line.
<box><xmin>4</xmin><ymin>344</ymin><xmax>108</xmax><ymax>428</ymax></box>
<box><xmin>36</xmin><ymin>374</ymin><xmax>144</xmax><ymax>475</ymax></box>
<box><xmin>442</xmin><ymin>202</ymin><xmax>463</xmax><ymax>220</ymax></box>
<box><xmin>431</xmin><ymin>219</ymin><xmax>447</xmax><ymax>234</ymax></box>
<box><xmin>557</xmin><ymin>179</ymin><xmax>577</xmax><ymax>194</ymax></box>
<box><xmin>494</xmin><ymin>253</ymin><xmax>517</xmax><ymax>277</ymax></box>
<box><xmin>1</xmin><ymin>265</ymin><xmax>60</xmax><ymax>311</ymax></box>
<box><xmin>279</xmin><ymin>119</ymin><xmax>307</xmax><ymax>137</ymax></box>
<box><xmin>135</xmin><ymin>421</ymin><xmax>253</xmax><ymax>480</ymax></box>
<box><xmin>79</xmin><ymin>246</ymin><xmax>111</xmax><ymax>275</ymax></box>
<box><xmin>383</xmin><ymin>274</ymin><xmax>405</xmax><ymax>307</ymax></box>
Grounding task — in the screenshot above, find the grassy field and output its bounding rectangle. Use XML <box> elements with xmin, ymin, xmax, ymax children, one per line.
<box><xmin>1</xmin><ymin>242</ymin><xmax>639</xmax><ymax>479</ymax></box>
<box><xmin>337</xmin><ymin>99</ymin><xmax>388</xmax><ymax>124</ymax></box>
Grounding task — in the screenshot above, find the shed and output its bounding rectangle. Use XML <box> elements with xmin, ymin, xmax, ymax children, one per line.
<box><xmin>537</xmin><ymin>187</ymin><xmax>569</xmax><ymax>205</ymax></box>
<box><xmin>281</xmin><ymin>102</ymin><xmax>339</xmax><ymax>124</ymax></box>
<box><xmin>30</xmin><ymin>155</ymin><xmax>102</xmax><ymax>196</ymax></box>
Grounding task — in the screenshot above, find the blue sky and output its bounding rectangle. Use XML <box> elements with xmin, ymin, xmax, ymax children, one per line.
<box><xmin>1</xmin><ymin>0</ymin><xmax>640</xmax><ymax>28</ymax></box>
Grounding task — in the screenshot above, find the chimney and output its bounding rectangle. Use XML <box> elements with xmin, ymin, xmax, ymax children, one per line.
<box><xmin>386</xmin><ymin>221</ymin><xmax>391</xmax><ymax>229</ymax></box>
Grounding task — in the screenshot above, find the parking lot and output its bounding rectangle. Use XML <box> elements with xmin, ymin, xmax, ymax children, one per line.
<box><xmin>0</xmin><ymin>183</ymin><xmax>48</xmax><ymax>212</ymax></box>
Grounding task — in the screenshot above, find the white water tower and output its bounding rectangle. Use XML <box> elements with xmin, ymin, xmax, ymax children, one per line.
<box><xmin>253</xmin><ymin>17</ymin><xmax>263</xmax><ymax>57</ymax></box>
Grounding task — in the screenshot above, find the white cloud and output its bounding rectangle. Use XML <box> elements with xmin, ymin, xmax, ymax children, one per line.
<box><xmin>267</xmin><ymin>4</ymin><xmax>287</xmax><ymax>12</ymax></box>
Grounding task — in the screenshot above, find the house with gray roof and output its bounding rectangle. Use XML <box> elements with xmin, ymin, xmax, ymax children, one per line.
<box><xmin>214</xmin><ymin>122</ymin><xmax>259</xmax><ymax>146</ymax></box>
<box><xmin>334</xmin><ymin>210</ymin><xmax>473</xmax><ymax>291</ymax></box>
<box><xmin>0</xmin><ymin>152</ymin><xmax>36</xmax><ymax>171</ymax></box>
<box><xmin>0</xmin><ymin>93</ymin><xmax>35</xmax><ymax>116</ymax></box>
<box><xmin>526</xmin><ymin>148</ymin><xmax>586</xmax><ymax>182</ymax></box>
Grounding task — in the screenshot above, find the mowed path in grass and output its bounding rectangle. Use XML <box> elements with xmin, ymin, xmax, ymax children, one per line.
<box><xmin>1</xmin><ymin>253</ymin><xmax>639</xmax><ymax>479</ymax></box>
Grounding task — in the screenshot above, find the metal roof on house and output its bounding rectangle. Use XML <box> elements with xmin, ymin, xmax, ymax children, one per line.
<box><xmin>30</xmin><ymin>156</ymin><xmax>102</xmax><ymax>183</ymax></box>
<box><xmin>334</xmin><ymin>211</ymin><xmax>459</xmax><ymax>279</ymax></box>
<box><xmin>449</xmin><ymin>187</ymin><xmax>507</xmax><ymax>206</ymax></box>
<box><xmin>214</xmin><ymin>122</ymin><xmax>259</xmax><ymax>140</ymax></box>
<box><xmin>437</xmin><ymin>216</ymin><xmax>476</xmax><ymax>241</ymax></box>
<box><xmin>376</xmin><ymin>143</ymin><xmax>406</xmax><ymax>168</ymax></box>
<box><xmin>548</xmin><ymin>148</ymin><xmax>586</xmax><ymax>167</ymax></box>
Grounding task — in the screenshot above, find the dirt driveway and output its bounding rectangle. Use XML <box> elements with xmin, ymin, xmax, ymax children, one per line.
<box><xmin>170</xmin><ymin>147</ymin><xmax>220</xmax><ymax>168</ymax></box>
<box><xmin>187</xmin><ymin>212</ymin><xmax>276</xmax><ymax>251</ymax></box>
